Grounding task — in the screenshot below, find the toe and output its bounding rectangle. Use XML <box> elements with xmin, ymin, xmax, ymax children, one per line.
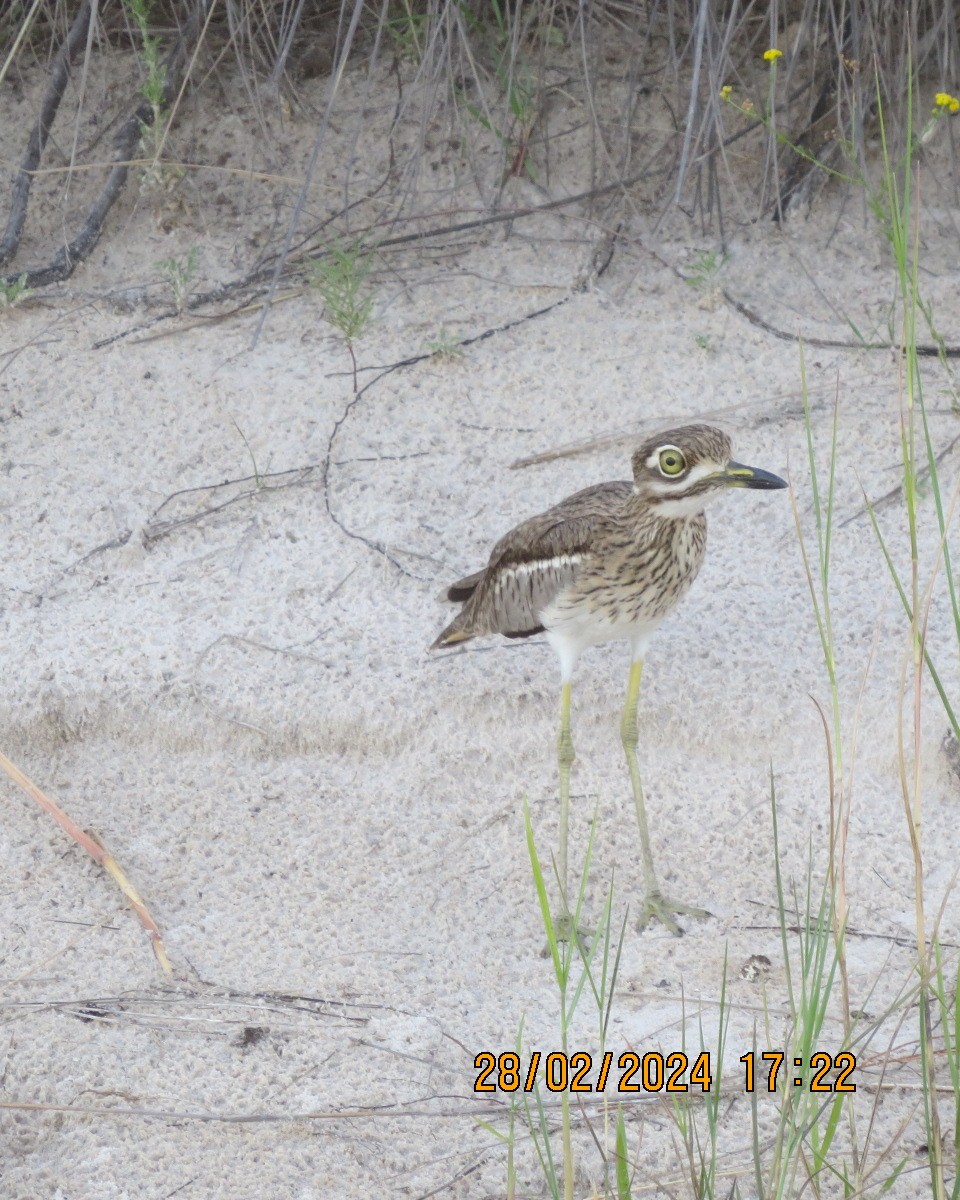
<box><xmin>638</xmin><ymin>892</ymin><xmax>710</xmax><ymax>935</ymax></box>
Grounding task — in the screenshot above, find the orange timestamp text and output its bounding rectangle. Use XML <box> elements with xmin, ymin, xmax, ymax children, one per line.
<box><xmin>474</xmin><ymin>1050</ymin><xmax>857</xmax><ymax>1094</ymax></box>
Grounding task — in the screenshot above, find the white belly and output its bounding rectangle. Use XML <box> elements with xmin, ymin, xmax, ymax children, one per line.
<box><xmin>542</xmin><ymin>602</ymin><xmax>660</xmax><ymax>679</ymax></box>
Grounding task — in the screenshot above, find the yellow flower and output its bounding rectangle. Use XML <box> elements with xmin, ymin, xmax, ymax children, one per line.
<box><xmin>935</xmin><ymin>92</ymin><xmax>954</xmax><ymax>107</ymax></box>
<box><xmin>951</xmin><ymin>98</ymin><xmax>960</xmax><ymax>113</ymax></box>
<box><xmin>719</xmin><ymin>85</ymin><xmax>732</xmax><ymax>101</ymax></box>
<box><xmin>763</xmin><ymin>48</ymin><xmax>783</xmax><ymax>61</ymax></box>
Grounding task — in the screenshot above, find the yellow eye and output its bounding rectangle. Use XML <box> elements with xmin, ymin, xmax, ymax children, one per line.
<box><xmin>658</xmin><ymin>447</ymin><xmax>686</xmax><ymax>476</ymax></box>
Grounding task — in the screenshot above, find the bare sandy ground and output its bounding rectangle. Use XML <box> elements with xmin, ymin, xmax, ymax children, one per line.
<box><xmin>2</xmin><ymin>51</ymin><xmax>960</xmax><ymax>1200</ymax></box>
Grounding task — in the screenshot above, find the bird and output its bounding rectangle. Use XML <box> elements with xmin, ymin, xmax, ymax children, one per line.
<box><xmin>430</xmin><ymin>423</ymin><xmax>787</xmax><ymax>935</ymax></box>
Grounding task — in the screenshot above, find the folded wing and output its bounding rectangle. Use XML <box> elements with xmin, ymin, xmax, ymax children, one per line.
<box><xmin>432</xmin><ymin>482</ymin><xmax>630</xmax><ymax>646</ymax></box>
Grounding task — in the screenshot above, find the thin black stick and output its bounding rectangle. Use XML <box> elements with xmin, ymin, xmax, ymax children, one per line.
<box><xmin>1</xmin><ymin>1</ymin><xmax>211</xmax><ymax>289</ymax></box>
<box><xmin>0</xmin><ymin>0</ymin><xmax>93</xmax><ymax>269</ymax></box>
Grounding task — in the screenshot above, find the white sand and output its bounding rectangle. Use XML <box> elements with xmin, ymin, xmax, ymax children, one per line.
<box><xmin>2</xmin><ymin>51</ymin><xmax>960</xmax><ymax>1199</ymax></box>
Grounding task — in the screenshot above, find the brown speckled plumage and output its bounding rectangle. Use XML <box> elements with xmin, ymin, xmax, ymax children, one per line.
<box><xmin>431</xmin><ymin>422</ymin><xmax>786</xmax><ymax>934</ymax></box>
<box><xmin>432</xmin><ymin>425</ymin><xmax>725</xmax><ymax>654</ymax></box>
<box><xmin>433</xmin><ymin>482</ymin><xmax>706</xmax><ymax>645</ymax></box>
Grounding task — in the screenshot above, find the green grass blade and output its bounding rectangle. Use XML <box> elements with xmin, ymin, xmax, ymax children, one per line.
<box><xmin>863</xmin><ymin>494</ymin><xmax>960</xmax><ymax>739</ymax></box>
<box><xmin>615</xmin><ymin>1108</ymin><xmax>632</xmax><ymax>1200</ymax></box>
<box><xmin>523</xmin><ymin>797</ymin><xmax>562</xmax><ymax>982</ymax></box>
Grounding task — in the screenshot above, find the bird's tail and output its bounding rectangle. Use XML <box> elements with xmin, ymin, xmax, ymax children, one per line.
<box><xmin>431</xmin><ymin>567</ymin><xmax>484</xmax><ymax>649</ymax></box>
<box><xmin>437</xmin><ymin>569</ymin><xmax>485</xmax><ymax>603</ymax></box>
<box><xmin>429</xmin><ymin>618</ymin><xmax>474</xmax><ymax>651</ymax></box>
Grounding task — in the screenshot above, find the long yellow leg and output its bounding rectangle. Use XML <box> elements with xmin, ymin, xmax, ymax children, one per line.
<box><xmin>620</xmin><ymin>661</ymin><xmax>657</xmax><ymax>889</ymax></box>
<box><xmin>557</xmin><ymin>680</ymin><xmax>575</xmax><ymax>919</ymax></box>
<box><xmin>620</xmin><ymin>659</ymin><xmax>710</xmax><ymax>934</ymax></box>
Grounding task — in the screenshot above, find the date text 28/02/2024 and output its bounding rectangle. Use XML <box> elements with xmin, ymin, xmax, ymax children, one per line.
<box><xmin>473</xmin><ymin>1050</ymin><xmax>857</xmax><ymax>1094</ymax></box>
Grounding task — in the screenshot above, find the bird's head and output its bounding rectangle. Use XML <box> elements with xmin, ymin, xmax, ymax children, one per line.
<box><xmin>631</xmin><ymin>424</ymin><xmax>787</xmax><ymax>518</ymax></box>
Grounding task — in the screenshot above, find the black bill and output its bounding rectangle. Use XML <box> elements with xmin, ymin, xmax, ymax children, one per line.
<box><xmin>722</xmin><ymin>460</ymin><xmax>788</xmax><ymax>490</ymax></box>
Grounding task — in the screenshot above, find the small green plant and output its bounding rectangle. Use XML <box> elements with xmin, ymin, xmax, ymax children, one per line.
<box><xmin>525</xmin><ymin>798</ymin><xmax>590</xmax><ymax>1199</ymax></box>
<box><xmin>861</xmin><ymin>77</ymin><xmax>960</xmax><ymax>1200</ymax></box>
<box><xmin>125</xmin><ymin>0</ymin><xmax>163</xmax><ymax>102</ymax></box>
<box><xmin>931</xmin><ymin>943</ymin><xmax>960</xmax><ymax>1185</ymax></box>
<box><xmin>425</xmin><ymin>329</ymin><xmax>463</xmax><ymax>359</ymax></box>
<box><xmin>0</xmin><ymin>4</ymin><xmax>30</xmax><ymax>79</ymax></box>
<box><xmin>155</xmin><ymin>246</ymin><xmax>199</xmax><ymax>313</ymax></box>
<box><xmin>613</xmin><ymin>1108</ymin><xmax>632</xmax><ymax>1199</ymax></box>
<box><xmin>0</xmin><ymin>273</ymin><xmax>30</xmax><ymax>308</ymax></box>
<box><xmin>684</xmin><ymin>249</ymin><xmax>728</xmax><ymax>290</ymax></box>
<box><xmin>456</xmin><ymin>0</ymin><xmax>546</xmax><ymax>181</ymax></box>
<box><xmin>670</xmin><ymin>952</ymin><xmax>731</xmax><ymax>1199</ymax></box>
<box><xmin>518</xmin><ymin>798</ymin><xmax>629</xmax><ymax>1200</ymax></box>
<box><xmin>767</xmin><ymin>809</ymin><xmax>846</xmax><ymax>1196</ymax></box>
<box><xmin>123</xmin><ymin>0</ymin><xmax>172</xmax><ymax>188</ymax></box>
<box><xmin>694</xmin><ymin>333</ymin><xmax>712</xmax><ymax>351</ymax></box>
<box><xmin>785</xmin><ymin>114</ymin><xmax>960</xmax><ymax>1190</ymax></box>
<box><xmin>307</xmin><ymin>241</ymin><xmax>377</xmax><ymax>392</ymax></box>
<box><xmin>232</xmin><ymin>419</ymin><xmax>262</xmax><ymax>490</ymax></box>
<box><xmin>383</xmin><ymin>1</ymin><xmax>428</xmax><ymax>61</ymax></box>
<box><xmin>475</xmin><ymin>1019</ymin><xmax>524</xmax><ymax>1199</ymax></box>
<box><xmin>863</xmin><ymin>75</ymin><xmax>960</xmax><ymax>742</ymax></box>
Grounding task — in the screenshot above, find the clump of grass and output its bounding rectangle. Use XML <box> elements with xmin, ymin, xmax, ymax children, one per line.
<box><xmin>670</xmin><ymin>952</ymin><xmax>731</xmax><ymax>1199</ymax></box>
<box><xmin>475</xmin><ymin>1018</ymin><xmax>525</xmax><ymax>1198</ymax></box>
<box><xmin>122</xmin><ymin>0</ymin><xmax>171</xmax><ymax>189</ymax></box>
<box><xmin>780</xmin><ymin>74</ymin><xmax>960</xmax><ymax>1196</ymax></box>
<box><xmin>454</xmin><ymin>0</ymin><xmax>559</xmax><ymax>184</ymax></box>
<box><xmin>155</xmin><ymin>246</ymin><xmax>199</xmax><ymax>314</ymax></box>
<box><xmin>865</xmin><ymin>74</ymin><xmax>960</xmax><ymax>742</ymax></box>
<box><xmin>382</xmin><ymin>0</ymin><xmax>428</xmax><ymax>63</ymax></box>
<box><xmin>523</xmin><ymin>796</ymin><xmax>593</xmax><ymax>1200</ymax></box>
<box><xmin>425</xmin><ymin>328</ymin><xmax>463</xmax><ymax>360</ymax></box>
<box><xmin>684</xmin><ymin>249</ymin><xmax>728</xmax><ymax>290</ymax></box>
<box><xmin>307</xmin><ymin>241</ymin><xmax>377</xmax><ymax>393</ymax></box>
<box><xmin>232</xmin><ymin>419</ymin><xmax>262</xmax><ymax>490</ymax></box>
<box><xmin>3</xmin><ymin>0</ymin><xmax>960</xmax><ymax>300</ymax></box>
<box><xmin>519</xmin><ymin>796</ymin><xmax>627</xmax><ymax>1200</ymax></box>
<box><xmin>861</xmin><ymin>76</ymin><xmax>960</xmax><ymax>1199</ymax></box>
<box><xmin>766</xmin><ymin>786</ymin><xmax>849</xmax><ymax>1196</ymax></box>
<box><xmin>0</xmin><ymin>273</ymin><xmax>30</xmax><ymax>308</ymax></box>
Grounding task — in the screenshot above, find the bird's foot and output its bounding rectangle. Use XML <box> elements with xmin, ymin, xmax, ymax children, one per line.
<box><xmin>637</xmin><ymin>890</ymin><xmax>711</xmax><ymax>936</ymax></box>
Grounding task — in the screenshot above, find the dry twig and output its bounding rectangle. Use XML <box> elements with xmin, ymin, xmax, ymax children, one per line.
<box><xmin>0</xmin><ymin>749</ymin><xmax>172</xmax><ymax>974</ymax></box>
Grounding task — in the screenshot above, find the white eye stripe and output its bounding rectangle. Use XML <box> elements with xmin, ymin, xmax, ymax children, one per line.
<box><xmin>646</xmin><ymin>461</ymin><xmax>720</xmax><ymax>494</ymax></box>
<box><xmin>649</xmin><ymin>460</ymin><xmax>717</xmax><ymax>486</ymax></box>
<box><xmin>682</xmin><ymin>461</ymin><xmax>717</xmax><ymax>485</ymax></box>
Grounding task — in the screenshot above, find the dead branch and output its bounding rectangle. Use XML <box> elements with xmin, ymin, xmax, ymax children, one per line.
<box><xmin>0</xmin><ymin>0</ymin><xmax>94</xmax><ymax>268</ymax></box>
<box><xmin>1</xmin><ymin>1</ymin><xmax>211</xmax><ymax>289</ymax></box>
<box><xmin>0</xmin><ymin>749</ymin><xmax>172</xmax><ymax>974</ymax></box>
<box><xmin>723</xmin><ymin>290</ymin><xmax>960</xmax><ymax>357</ymax></box>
